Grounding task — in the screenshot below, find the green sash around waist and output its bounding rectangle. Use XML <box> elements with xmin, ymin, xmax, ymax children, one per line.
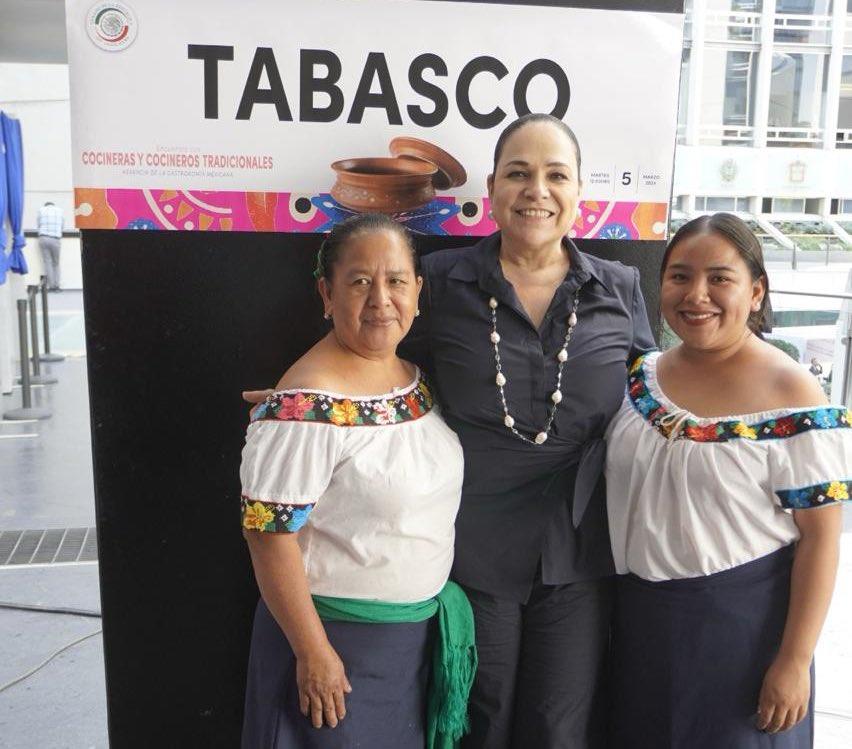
<box><xmin>312</xmin><ymin>581</ymin><xmax>477</xmax><ymax>749</ymax></box>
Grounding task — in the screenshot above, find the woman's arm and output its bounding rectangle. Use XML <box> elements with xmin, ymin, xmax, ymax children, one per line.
<box><xmin>757</xmin><ymin>504</ymin><xmax>842</xmax><ymax>733</ymax></box>
<box><xmin>244</xmin><ymin>530</ymin><xmax>352</xmax><ymax>728</ymax></box>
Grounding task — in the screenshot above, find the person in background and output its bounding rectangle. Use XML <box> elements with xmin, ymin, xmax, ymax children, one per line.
<box><xmin>240</xmin><ymin>213</ymin><xmax>475</xmax><ymax>749</ymax></box>
<box><xmin>606</xmin><ymin>213</ymin><xmax>850</xmax><ymax>748</ymax></box>
<box><xmin>37</xmin><ymin>201</ymin><xmax>64</xmax><ymax>291</ymax></box>
<box><xmin>809</xmin><ymin>357</ymin><xmax>823</xmax><ymax>380</ymax></box>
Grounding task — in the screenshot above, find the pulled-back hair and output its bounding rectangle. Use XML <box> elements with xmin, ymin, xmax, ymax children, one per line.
<box><xmin>662</xmin><ymin>213</ymin><xmax>772</xmax><ymax>337</ymax></box>
<box><xmin>492</xmin><ymin>113</ymin><xmax>582</xmax><ymax>179</ymax></box>
<box><xmin>314</xmin><ymin>213</ymin><xmax>418</xmax><ymax>281</ymax></box>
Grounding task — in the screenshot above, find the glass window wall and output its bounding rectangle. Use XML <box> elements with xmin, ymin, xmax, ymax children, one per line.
<box><xmin>700</xmin><ymin>48</ymin><xmax>758</xmax><ymax>144</ymax></box>
<box><xmin>772</xmin><ymin>197</ymin><xmax>807</xmax><ymax>212</ymax></box>
<box><xmin>678</xmin><ymin>48</ymin><xmax>690</xmax><ymax>131</ymax></box>
<box><xmin>695</xmin><ymin>196</ymin><xmax>751</xmax><ymax>211</ymax></box>
<box><xmin>768</xmin><ymin>52</ymin><xmax>829</xmax><ymax>145</ymax></box>
<box><xmin>774</xmin><ymin>1</ymin><xmax>833</xmax><ymax>45</ymax></box>
<box><xmin>838</xmin><ymin>57</ymin><xmax>852</xmax><ymax>147</ymax></box>
<box><xmin>847</xmin><ymin>0</ymin><xmax>852</xmax><ymax>47</ymax></box>
<box><xmin>703</xmin><ymin>0</ymin><xmax>762</xmax><ymax>43</ymax></box>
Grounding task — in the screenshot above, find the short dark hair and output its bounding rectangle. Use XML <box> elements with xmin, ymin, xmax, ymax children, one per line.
<box><xmin>492</xmin><ymin>113</ymin><xmax>582</xmax><ymax>179</ymax></box>
<box><xmin>662</xmin><ymin>213</ymin><xmax>772</xmax><ymax>337</ymax></box>
<box><xmin>314</xmin><ymin>213</ymin><xmax>419</xmax><ymax>281</ymax></box>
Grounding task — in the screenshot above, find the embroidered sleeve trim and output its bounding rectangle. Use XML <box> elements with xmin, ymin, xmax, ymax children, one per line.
<box><xmin>241</xmin><ymin>496</ymin><xmax>315</xmax><ymax>533</ymax></box>
<box><xmin>627</xmin><ymin>354</ymin><xmax>852</xmax><ymax>443</ymax></box>
<box><xmin>776</xmin><ymin>480</ymin><xmax>850</xmax><ymax>509</ymax></box>
<box><xmin>249</xmin><ymin>376</ymin><xmax>433</xmax><ymax>427</ymax></box>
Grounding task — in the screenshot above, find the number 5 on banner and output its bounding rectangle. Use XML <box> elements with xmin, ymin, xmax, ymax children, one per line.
<box><xmin>616</xmin><ymin>167</ymin><xmax>637</xmax><ymax>195</ymax></box>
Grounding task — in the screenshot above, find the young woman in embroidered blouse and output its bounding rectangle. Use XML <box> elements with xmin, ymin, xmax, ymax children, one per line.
<box><xmin>606</xmin><ymin>213</ymin><xmax>850</xmax><ymax>748</ymax></box>
<box><xmin>239</xmin><ymin>213</ymin><xmax>470</xmax><ymax>748</ymax></box>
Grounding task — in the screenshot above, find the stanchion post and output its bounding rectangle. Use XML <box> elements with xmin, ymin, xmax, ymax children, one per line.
<box><xmin>2</xmin><ymin>300</ymin><xmax>51</xmax><ymax>421</ymax></box>
<box><xmin>19</xmin><ymin>299</ymin><xmax>31</xmax><ymax>409</ymax></box>
<box><xmin>40</xmin><ymin>276</ymin><xmax>65</xmax><ymax>363</ymax></box>
<box><xmin>29</xmin><ymin>286</ymin><xmax>42</xmax><ymax>378</ymax></box>
<box><xmin>20</xmin><ymin>285</ymin><xmax>58</xmax><ymax>386</ymax></box>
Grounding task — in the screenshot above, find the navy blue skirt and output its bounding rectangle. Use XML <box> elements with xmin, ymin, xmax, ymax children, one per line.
<box><xmin>611</xmin><ymin>545</ymin><xmax>814</xmax><ymax>749</ymax></box>
<box><xmin>242</xmin><ymin>600</ymin><xmax>432</xmax><ymax>748</ymax></box>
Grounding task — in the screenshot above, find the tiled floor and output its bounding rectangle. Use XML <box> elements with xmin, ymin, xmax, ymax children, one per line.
<box><xmin>0</xmin><ymin>289</ymin><xmax>850</xmax><ymax>747</ymax></box>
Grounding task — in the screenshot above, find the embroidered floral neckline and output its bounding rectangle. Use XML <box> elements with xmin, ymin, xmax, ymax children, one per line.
<box><xmin>250</xmin><ymin>372</ymin><xmax>433</xmax><ymax>427</ymax></box>
<box><xmin>628</xmin><ymin>353</ymin><xmax>852</xmax><ymax>443</ymax></box>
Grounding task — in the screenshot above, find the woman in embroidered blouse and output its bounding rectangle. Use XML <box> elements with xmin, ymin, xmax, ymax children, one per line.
<box><xmin>239</xmin><ymin>213</ymin><xmax>473</xmax><ymax>749</ymax></box>
<box><xmin>245</xmin><ymin>114</ymin><xmax>656</xmax><ymax>748</ymax></box>
<box><xmin>606</xmin><ymin>213</ymin><xmax>850</xmax><ymax>748</ymax></box>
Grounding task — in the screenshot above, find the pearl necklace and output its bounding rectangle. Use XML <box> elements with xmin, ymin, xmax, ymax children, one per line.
<box><xmin>489</xmin><ymin>290</ymin><xmax>580</xmax><ymax>445</ymax></box>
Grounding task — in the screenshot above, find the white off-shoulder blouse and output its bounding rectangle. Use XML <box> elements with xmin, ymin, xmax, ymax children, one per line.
<box><xmin>239</xmin><ymin>370</ymin><xmax>464</xmax><ymax>603</ymax></box>
<box><xmin>606</xmin><ymin>351</ymin><xmax>852</xmax><ymax>582</ymax></box>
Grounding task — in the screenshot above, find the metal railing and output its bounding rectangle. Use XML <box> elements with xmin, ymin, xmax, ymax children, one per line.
<box><xmin>837</xmin><ymin>129</ymin><xmax>852</xmax><ymax>148</ymax></box>
<box><xmin>697</xmin><ymin>124</ymin><xmax>755</xmax><ymax>145</ymax></box>
<box><xmin>765</xmin><ymin>126</ymin><xmax>823</xmax><ymax>146</ymax></box>
<box><xmin>773</xmin><ymin>13</ymin><xmax>832</xmax><ymax>43</ymax></box>
<box><xmin>773</xmin><ymin>14</ymin><xmax>832</xmax><ymax>32</ymax></box>
<box><xmin>703</xmin><ymin>10</ymin><xmax>760</xmax><ymax>42</ymax></box>
<box><xmin>785</xmin><ymin>234</ymin><xmax>851</xmax><ymax>269</ymax></box>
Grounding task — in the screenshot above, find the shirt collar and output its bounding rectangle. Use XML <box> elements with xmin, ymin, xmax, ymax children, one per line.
<box><xmin>447</xmin><ymin>231</ymin><xmax>612</xmax><ymax>295</ymax></box>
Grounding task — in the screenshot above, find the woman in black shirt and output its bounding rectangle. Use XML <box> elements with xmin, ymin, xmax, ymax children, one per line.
<box><xmin>400</xmin><ymin>114</ymin><xmax>654</xmax><ymax>748</ymax></box>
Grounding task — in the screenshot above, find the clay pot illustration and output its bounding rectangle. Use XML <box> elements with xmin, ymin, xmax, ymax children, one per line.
<box><xmin>331</xmin><ymin>157</ymin><xmax>438</xmax><ymax>213</ymax></box>
<box><xmin>330</xmin><ymin>137</ymin><xmax>467</xmax><ymax>213</ymax></box>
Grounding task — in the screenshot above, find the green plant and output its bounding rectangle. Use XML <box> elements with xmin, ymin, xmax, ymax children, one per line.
<box><xmin>659</xmin><ymin>319</ymin><xmax>681</xmax><ymax>351</ymax></box>
<box><xmin>766</xmin><ymin>337</ymin><xmax>800</xmax><ymax>362</ymax></box>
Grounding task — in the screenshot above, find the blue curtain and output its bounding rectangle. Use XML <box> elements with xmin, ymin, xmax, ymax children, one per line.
<box><xmin>0</xmin><ymin>111</ymin><xmax>8</xmax><ymax>285</ymax></box>
<box><xmin>2</xmin><ymin>112</ymin><xmax>27</xmax><ymax>275</ymax></box>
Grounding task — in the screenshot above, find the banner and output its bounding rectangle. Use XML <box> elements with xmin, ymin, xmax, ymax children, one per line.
<box><xmin>66</xmin><ymin>0</ymin><xmax>683</xmax><ymax>239</ymax></box>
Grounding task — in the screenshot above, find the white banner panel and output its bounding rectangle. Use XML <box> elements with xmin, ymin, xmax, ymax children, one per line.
<box><xmin>66</xmin><ymin>0</ymin><xmax>683</xmax><ymax>238</ymax></box>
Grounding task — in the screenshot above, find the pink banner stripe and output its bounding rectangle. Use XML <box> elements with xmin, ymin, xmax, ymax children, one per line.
<box><xmin>74</xmin><ymin>188</ymin><xmax>669</xmax><ymax>240</ymax></box>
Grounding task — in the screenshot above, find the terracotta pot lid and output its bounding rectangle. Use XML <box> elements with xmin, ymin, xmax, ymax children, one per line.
<box><xmin>388</xmin><ymin>137</ymin><xmax>467</xmax><ymax>190</ymax></box>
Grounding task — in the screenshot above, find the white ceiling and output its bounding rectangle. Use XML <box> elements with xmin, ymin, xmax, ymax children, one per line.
<box><xmin>0</xmin><ymin>0</ymin><xmax>68</xmax><ymax>64</ymax></box>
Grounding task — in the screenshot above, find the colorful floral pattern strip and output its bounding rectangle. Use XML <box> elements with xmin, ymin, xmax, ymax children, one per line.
<box><xmin>776</xmin><ymin>480</ymin><xmax>850</xmax><ymax>509</ymax></box>
<box><xmin>241</xmin><ymin>496</ymin><xmax>315</xmax><ymax>533</ymax></box>
<box><xmin>250</xmin><ymin>378</ymin><xmax>433</xmax><ymax>426</ymax></box>
<box><xmin>628</xmin><ymin>354</ymin><xmax>852</xmax><ymax>443</ymax></box>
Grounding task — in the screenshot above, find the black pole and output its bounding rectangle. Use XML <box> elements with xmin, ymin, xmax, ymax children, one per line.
<box><xmin>19</xmin><ymin>299</ymin><xmax>31</xmax><ymax>409</ymax></box>
<box><xmin>23</xmin><ymin>285</ymin><xmax>57</xmax><ymax>386</ymax></box>
<box><xmin>39</xmin><ymin>275</ymin><xmax>65</xmax><ymax>363</ymax></box>
<box><xmin>29</xmin><ymin>286</ymin><xmax>42</xmax><ymax>378</ymax></box>
<box><xmin>2</xmin><ymin>299</ymin><xmax>51</xmax><ymax>421</ymax></box>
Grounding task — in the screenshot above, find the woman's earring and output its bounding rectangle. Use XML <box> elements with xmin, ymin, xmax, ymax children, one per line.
<box><xmin>415</xmin><ymin>309</ymin><xmax>421</xmax><ymax>317</ymax></box>
<box><xmin>487</xmin><ymin>210</ymin><xmax>493</xmax><ymax>220</ymax></box>
<box><xmin>323</xmin><ymin>311</ymin><xmax>332</xmax><ymax>320</ymax></box>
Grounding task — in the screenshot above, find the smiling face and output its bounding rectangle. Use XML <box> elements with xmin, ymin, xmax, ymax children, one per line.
<box><xmin>487</xmin><ymin>121</ymin><xmax>581</xmax><ymax>254</ymax></box>
<box><xmin>661</xmin><ymin>232</ymin><xmax>766</xmax><ymax>352</ymax></box>
<box><xmin>318</xmin><ymin>229</ymin><xmax>422</xmax><ymax>359</ymax></box>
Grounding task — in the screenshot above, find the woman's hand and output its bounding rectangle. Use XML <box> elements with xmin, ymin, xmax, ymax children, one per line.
<box><xmin>243</xmin><ymin>389</ymin><xmax>273</xmax><ymax>405</ymax></box>
<box><xmin>756</xmin><ymin>655</ymin><xmax>811</xmax><ymax>733</ymax></box>
<box><xmin>296</xmin><ymin>642</ymin><xmax>353</xmax><ymax>729</ymax></box>
<box><xmin>243</xmin><ymin>389</ymin><xmax>274</xmax><ymax>419</ymax></box>
<box><xmin>243</xmin><ymin>533</ymin><xmax>351</xmax><ymax>729</ymax></box>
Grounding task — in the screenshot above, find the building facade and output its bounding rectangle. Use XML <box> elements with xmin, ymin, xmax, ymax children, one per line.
<box><xmin>673</xmin><ymin>0</ymin><xmax>852</xmax><ymax>249</ymax></box>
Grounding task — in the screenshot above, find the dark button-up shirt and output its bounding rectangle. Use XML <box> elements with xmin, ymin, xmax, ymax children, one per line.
<box><xmin>400</xmin><ymin>232</ymin><xmax>656</xmax><ymax>603</ymax></box>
